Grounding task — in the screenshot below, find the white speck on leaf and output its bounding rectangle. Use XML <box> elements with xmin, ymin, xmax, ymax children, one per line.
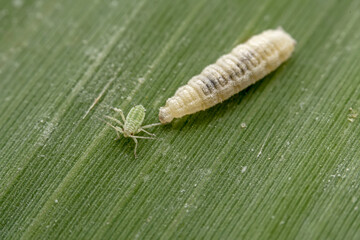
<box><xmin>110</xmin><ymin>0</ymin><xmax>118</xmax><ymax>7</ymax></box>
<box><xmin>348</xmin><ymin>107</ymin><xmax>358</xmax><ymax>122</ymax></box>
<box><xmin>12</xmin><ymin>0</ymin><xmax>23</xmax><ymax>8</ymax></box>
<box><xmin>143</xmin><ymin>175</ymin><xmax>150</xmax><ymax>182</ymax></box>
<box><xmin>257</xmin><ymin>125</ymin><xmax>274</xmax><ymax>158</ymax></box>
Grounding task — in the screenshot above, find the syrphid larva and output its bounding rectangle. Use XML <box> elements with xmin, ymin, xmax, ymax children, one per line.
<box><xmin>159</xmin><ymin>28</ymin><xmax>296</xmax><ymax>123</ymax></box>
<box><xmin>99</xmin><ymin>105</ymin><xmax>161</xmax><ymax>157</ymax></box>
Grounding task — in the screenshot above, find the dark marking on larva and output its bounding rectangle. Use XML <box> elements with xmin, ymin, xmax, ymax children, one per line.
<box><xmin>244</xmin><ymin>52</ymin><xmax>258</xmax><ymax>67</ymax></box>
<box><xmin>225</xmin><ymin>57</ymin><xmax>245</xmax><ymax>80</ymax></box>
<box><xmin>228</xmin><ymin>55</ymin><xmax>248</xmax><ymax>75</ymax></box>
<box><xmin>196</xmin><ymin>77</ymin><xmax>212</xmax><ymax>95</ymax></box>
<box><xmin>208</xmin><ymin>74</ymin><xmax>222</xmax><ymax>89</ymax></box>
<box><xmin>194</xmin><ymin>81</ymin><xmax>209</xmax><ymax>96</ymax></box>
<box><xmin>203</xmin><ymin>67</ymin><xmax>226</xmax><ymax>88</ymax></box>
<box><xmin>206</xmin><ymin>74</ymin><xmax>220</xmax><ymax>90</ymax></box>
<box><xmin>231</xmin><ymin>46</ymin><xmax>259</xmax><ymax>69</ymax></box>
<box><xmin>217</xmin><ymin>59</ymin><xmax>239</xmax><ymax>82</ymax></box>
<box><xmin>225</xmin><ymin>58</ymin><xmax>243</xmax><ymax>77</ymax></box>
<box><xmin>248</xmin><ymin>48</ymin><xmax>263</xmax><ymax>63</ymax></box>
<box><xmin>245</xmin><ymin>50</ymin><xmax>259</xmax><ymax>65</ymax></box>
<box><xmin>240</xmin><ymin>57</ymin><xmax>253</xmax><ymax>71</ymax></box>
<box><xmin>201</xmin><ymin>86</ymin><xmax>210</xmax><ymax>96</ymax></box>
<box><xmin>210</xmin><ymin>65</ymin><xmax>229</xmax><ymax>86</ymax></box>
<box><xmin>203</xmin><ymin>79</ymin><xmax>215</xmax><ymax>95</ymax></box>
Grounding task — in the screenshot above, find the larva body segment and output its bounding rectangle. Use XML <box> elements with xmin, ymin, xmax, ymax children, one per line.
<box><xmin>159</xmin><ymin>28</ymin><xmax>296</xmax><ymax>123</ymax></box>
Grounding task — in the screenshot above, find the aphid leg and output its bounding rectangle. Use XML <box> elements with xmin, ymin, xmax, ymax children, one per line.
<box><xmin>130</xmin><ymin>136</ymin><xmax>155</xmax><ymax>157</ymax></box>
<box><xmin>107</xmin><ymin>122</ymin><xmax>122</xmax><ymax>140</ymax></box>
<box><xmin>105</xmin><ymin>115</ymin><xmax>124</xmax><ymax>126</ymax></box>
<box><xmin>115</xmin><ymin>126</ymin><xmax>124</xmax><ymax>140</ymax></box>
<box><xmin>141</xmin><ymin>123</ymin><xmax>162</xmax><ymax>129</ymax></box>
<box><xmin>111</xmin><ymin>107</ymin><xmax>126</xmax><ymax>122</ymax></box>
<box><xmin>132</xmin><ymin>136</ymin><xmax>155</xmax><ymax>140</ymax></box>
<box><xmin>96</xmin><ymin>116</ymin><xmax>123</xmax><ymax>139</ymax></box>
<box><xmin>131</xmin><ymin>137</ymin><xmax>138</xmax><ymax>158</ymax></box>
<box><xmin>139</xmin><ymin>128</ymin><xmax>156</xmax><ymax>137</ymax></box>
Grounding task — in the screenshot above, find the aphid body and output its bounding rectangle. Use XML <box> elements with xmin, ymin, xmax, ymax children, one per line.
<box><xmin>123</xmin><ymin>105</ymin><xmax>146</xmax><ymax>137</ymax></box>
<box><xmin>159</xmin><ymin>28</ymin><xmax>296</xmax><ymax>123</ymax></box>
<box><xmin>101</xmin><ymin>105</ymin><xmax>160</xmax><ymax>157</ymax></box>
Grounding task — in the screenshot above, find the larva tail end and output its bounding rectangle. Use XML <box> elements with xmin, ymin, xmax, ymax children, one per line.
<box><xmin>159</xmin><ymin>107</ymin><xmax>173</xmax><ymax>124</ymax></box>
<box><xmin>276</xmin><ymin>26</ymin><xmax>297</xmax><ymax>45</ymax></box>
<box><xmin>276</xmin><ymin>26</ymin><xmax>285</xmax><ymax>31</ymax></box>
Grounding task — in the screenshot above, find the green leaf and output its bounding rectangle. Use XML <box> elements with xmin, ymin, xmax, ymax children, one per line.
<box><xmin>1</xmin><ymin>0</ymin><xmax>360</xmax><ymax>239</ymax></box>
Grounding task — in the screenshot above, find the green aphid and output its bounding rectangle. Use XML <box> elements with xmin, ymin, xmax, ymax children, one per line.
<box><xmin>100</xmin><ymin>105</ymin><xmax>161</xmax><ymax>157</ymax></box>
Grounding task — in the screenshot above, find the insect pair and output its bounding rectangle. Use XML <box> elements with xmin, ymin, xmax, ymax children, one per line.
<box><xmin>100</xmin><ymin>28</ymin><xmax>296</xmax><ymax>157</ymax></box>
<box><xmin>99</xmin><ymin>105</ymin><xmax>161</xmax><ymax>157</ymax></box>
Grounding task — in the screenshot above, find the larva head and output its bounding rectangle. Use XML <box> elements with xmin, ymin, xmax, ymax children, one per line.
<box><xmin>159</xmin><ymin>107</ymin><xmax>173</xmax><ymax>124</ymax></box>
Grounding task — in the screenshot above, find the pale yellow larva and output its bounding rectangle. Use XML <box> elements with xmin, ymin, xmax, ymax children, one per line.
<box><xmin>159</xmin><ymin>27</ymin><xmax>296</xmax><ymax>124</ymax></box>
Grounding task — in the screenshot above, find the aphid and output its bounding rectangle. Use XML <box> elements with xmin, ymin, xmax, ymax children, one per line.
<box><xmin>159</xmin><ymin>28</ymin><xmax>296</xmax><ymax>123</ymax></box>
<box><xmin>100</xmin><ymin>105</ymin><xmax>161</xmax><ymax>157</ymax></box>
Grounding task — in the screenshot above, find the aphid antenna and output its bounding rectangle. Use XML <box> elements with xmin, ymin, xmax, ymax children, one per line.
<box><xmin>111</xmin><ymin>107</ymin><xmax>126</xmax><ymax>122</ymax></box>
<box><xmin>131</xmin><ymin>136</ymin><xmax>156</xmax><ymax>140</ymax></box>
<box><xmin>104</xmin><ymin>115</ymin><xmax>124</xmax><ymax>126</ymax></box>
<box><xmin>130</xmin><ymin>136</ymin><xmax>155</xmax><ymax>158</ymax></box>
<box><xmin>82</xmin><ymin>77</ymin><xmax>115</xmax><ymax>119</ymax></box>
